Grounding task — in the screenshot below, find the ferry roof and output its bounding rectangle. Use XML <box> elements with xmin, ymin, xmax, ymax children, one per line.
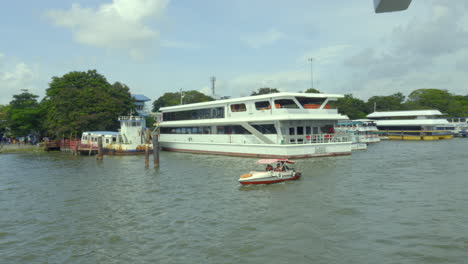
<box><xmin>375</xmin><ymin>119</ymin><xmax>449</xmax><ymax>126</ymax></box>
<box><xmin>82</xmin><ymin>131</ymin><xmax>119</xmax><ymax>136</ymax></box>
<box><xmin>160</xmin><ymin>92</ymin><xmax>344</xmax><ymax>112</ymax></box>
<box><xmin>367</xmin><ymin>110</ymin><xmax>443</xmax><ymax>118</ymax></box>
<box><xmin>132</xmin><ymin>94</ymin><xmax>151</xmax><ymax>102</ymax></box>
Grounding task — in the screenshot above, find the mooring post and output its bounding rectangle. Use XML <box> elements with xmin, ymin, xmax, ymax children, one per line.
<box><xmin>74</xmin><ymin>139</ymin><xmax>79</xmax><ymax>156</ymax></box>
<box><xmin>145</xmin><ymin>128</ymin><xmax>150</xmax><ymax>168</ymax></box>
<box><xmin>96</xmin><ymin>136</ymin><xmax>103</xmax><ymax>160</ymax></box>
<box><xmin>152</xmin><ymin>132</ymin><xmax>159</xmax><ymax>168</ymax></box>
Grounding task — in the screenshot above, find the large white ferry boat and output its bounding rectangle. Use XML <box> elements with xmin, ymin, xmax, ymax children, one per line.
<box><xmin>158</xmin><ymin>92</ymin><xmax>352</xmax><ymax>158</ymax></box>
<box><xmin>367</xmin><ymin>110</ymin><xmax>453</xmax><ymax>140</ymax></box>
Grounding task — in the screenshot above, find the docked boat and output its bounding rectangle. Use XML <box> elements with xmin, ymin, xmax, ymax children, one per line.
<box><xmin>444</xmin><ymin>117</ymin><xmax>468</xmax><ymax>137</ymax></box>
<box><xmin>335</xmin><ymin>120</ymin><xmax>380</xmax><ymax>150</ymax></box>
<box><xmin>80</xmin><ymin>116</ymin><xmax>152</xmax><ymax>154</ymax></box>
<box><xmin>158</xmin><ymin>92</ymin><xmax>352</xmax><ymax>158</ymax></box>
<box><xmin>238</xmin><ymin>159</ymin><xmax>301</xmax><ymax>185</ymax></box>
<box><xmin>367</xmin><ymin>110</ymin><xmax>453</xmax><ymax>140</ymax></box>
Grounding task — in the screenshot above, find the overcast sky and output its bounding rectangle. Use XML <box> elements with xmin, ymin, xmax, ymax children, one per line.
<box><xmin>1</xmin><ymin>0</ymin><xmax>468</xmax><ymax>104</ymax></box>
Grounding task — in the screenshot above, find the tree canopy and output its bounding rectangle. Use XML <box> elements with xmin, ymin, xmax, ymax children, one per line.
<box><xmin>152</xmin><ymin>90</ymin><xmax>214</xmax><ymax>112</ymax></box>
<box><xmin>305</xmin><ymin>88</ymin><xmax>321</xmax><ymax>93</ymax></box>
<box><xmin>5</xmin><ymin>92</ymin><xmax>42</xmax><ymax>137</ymax></box>
<box><xmin>333</xmin><ymin>94</ymin><xmax>367</xmax><ymax>119</ymax></box>
<box><xmin>251</xmin><ymin>87</ymin><xmax>280</xmax><ymax>96</ymax></box>
<box><xmin>42</xmin><ymin>70</ymin><xmax>134</xmax><ymax>136</ymax></box>
<box><xmin>365</xmin><ymin>92</ymin><xmax>406</xmax><ymax>113</ymax></box>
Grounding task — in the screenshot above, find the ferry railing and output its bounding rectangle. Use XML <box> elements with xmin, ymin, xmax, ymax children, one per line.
<box><xmin>282</xmin><ymin>133</ymin><xmax>350</xmax><ymax>144</ymax></box>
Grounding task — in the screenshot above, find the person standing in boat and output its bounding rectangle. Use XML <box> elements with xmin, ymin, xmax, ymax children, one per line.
<box><xmin>274</xmin><ymin>163</ymin><xmax>282</xmax><ymax>172</ymax></box>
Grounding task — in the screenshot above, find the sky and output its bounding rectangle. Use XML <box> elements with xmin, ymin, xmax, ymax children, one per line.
<box><xmin>1</xmin><ymin>0</ymin><xmax>468</xmax><ymax>105</ymax></box>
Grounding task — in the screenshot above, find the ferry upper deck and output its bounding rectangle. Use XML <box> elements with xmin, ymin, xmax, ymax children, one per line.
<box><xmin>159</xmin><ymin>92</ymin><xmax>348</xmax><ymax>126</ymax></box>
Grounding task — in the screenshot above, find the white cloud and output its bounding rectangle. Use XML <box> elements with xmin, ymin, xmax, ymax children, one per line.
<box><xmin>241</xmin><ymin>28</ymin><xmax>284</xmax><ymax>49</ymax></box>
<box><xmin>0</xmin><ymin>55</ymin><xmax>42</xmax><ymax>104</ymax></box>
<box><xmin>340</xmin><ymin>0</ymin><xmax>468</xmax><ymax>98</ymax></box>
<box><xmin>45</xmin><ymin>0</ymin><xmax>169</xmax><ymax>60</ymax></box>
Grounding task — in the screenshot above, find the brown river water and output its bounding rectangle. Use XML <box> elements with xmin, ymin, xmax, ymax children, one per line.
<box><xmin>1</xmin><ymin>139</ymin><xmax>468</xmax><ymax>263</ymax></box>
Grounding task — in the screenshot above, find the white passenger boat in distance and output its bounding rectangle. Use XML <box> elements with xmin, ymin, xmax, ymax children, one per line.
<box><xmin>158</xmin><ymin>92</ymin><xmax>352</xmax><ymax>158</ymax></box>
<box><xmin>367</xmin><ymin>110</ymin><xmax>453</xmax><ymax>140</ymax></box>
<box><xmin>238</xmin><ymin>159</ymin><xmax>301</xmax><ymax>185</ymax></box>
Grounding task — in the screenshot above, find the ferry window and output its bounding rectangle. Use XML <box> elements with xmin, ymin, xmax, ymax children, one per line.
<box><xmin>313</xmin><ymin>127</ymin><xmax>319</xmax><ymax>134</ymax></box>
<box><xmin>289</xmin><ymin>127</ymin><xmax>295</xmax><ymax>135</ymax></box>
<box><xmin>232</xmin><ymin>125</ymin><xmax>251</xmax><ymax>134</ymax></box>
<box><xmin>295</xmin><ymin>97</ymin><xmax>329</xmax><ymax>109</ymax></box>
<box><xmin>274</xmin><ymin>99</ymin><xmax>299</xmax><ymax>109</ymax></box>
<box><xmin>163</xmin><ymin>107</ymin><xmax>224</xmax><ymax>121</ymax></box>
<box><xmin>306</xmin><ymin>127</ymin><xmax>311</xmax><ymax>134</ymax></box>
<box><xmin>180</xmin><ymin>127</ymin><xmax>187</xmax><ymax>134</ymax></box>
<box><xmin>230</xmin><ymin>104</ymin><xmax>247</xmax><ymax>112</ymax></box>
<box><xmin>176</xmin><ymin>128</ymin><xmax>181</xmax><ymax>134</ymax></box>
<box><xmin>252</xmin><ymin>124</ymin><xmax>277</xmax><ymax>134</ymax></box>
<box><xmin>217</xmin><ymin>126</ymin><xmax>225</xmax><ymax>134</ymax></box>
<box><xmin>297</xmin><ymin>127</ymin><xmax>304</xmax><ymax>135</ymax></box>
<box><xmin>106</xmin><ymin>139</ymin><xmax>109</xmax><ymax>144</ymax></box>
<box><xmin>112</xmin><ymin>137</ymin><xmax>117</xmax><ymax>143</ymax></box>
<box><xmin>203</xmin><ymin>127</ymin><xmax>211</xmax><ymax>134</ymax></box>
<box><xmin>255</xmin><ymin>101</ymin><xmax>271</xmax><ymax>110</ymax></box>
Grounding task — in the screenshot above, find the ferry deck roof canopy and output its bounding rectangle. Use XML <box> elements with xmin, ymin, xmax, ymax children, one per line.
<box><xmin>256</xmin><ymin>159</ymin><xmax>296</xmax><ymax>164</ymax></box>
<box><xmin>367</xmin><ymin>110</ymin><xmax>443</xmax><ymax>118</ymax></box>
<box><xmin>82</xmin><ymin>131</ymin><xmax>119</xmax><ymax>136</ymax></box>
<box><xmin>160</xmin><ymin>92</ymin><xmax>344</xmax><ymax>112</ymax></box>
<box><xmin>132</xmin><ymin>94</ymin><xmax>151</xmax><ymax>102</ymax></box>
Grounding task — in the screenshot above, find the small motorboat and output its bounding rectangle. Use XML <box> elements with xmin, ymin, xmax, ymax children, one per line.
<box><xmin>238</xmin><ymin>159</ymin><xmax>302</xmax><ymax>185</ymax></box>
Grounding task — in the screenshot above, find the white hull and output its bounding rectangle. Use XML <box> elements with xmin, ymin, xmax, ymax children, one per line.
<box><xmin>160</xmin><ymin>141</ymin><xmax>351</xmax><ymax>158</ymax></box>
<box><xmin>351</xmin><ymin>143</ymin><xmax>367</xmax><ymax>150</ymax></box>
<box><xmin>239</xmin><ymin>170</ymin><xmax>301</xmax><ymax>185</ymax></box>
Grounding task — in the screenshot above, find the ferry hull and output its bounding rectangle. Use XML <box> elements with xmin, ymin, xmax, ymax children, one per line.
<box><xmin>387</xmin><ymin>135</ymin><xmax>453</xmax><ymax>140</ymax></box>
<box><xmin>160</xmin><ymin>141</ymin><xmax>351</xmax><ymax>159</ymax></box>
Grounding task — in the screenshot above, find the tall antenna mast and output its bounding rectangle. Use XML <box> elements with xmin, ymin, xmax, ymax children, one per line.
<box><xmin>308</xmin><ymin>58</ymin><xmax>314</xmax><ymax>90</ymax></box>
<box><xmin>210</xmin><ymin>76</ymin><xmax>216</xmax><ymax>97</ymax></box>
<box><xmin>179</xmin><ymin>89</ymin><xmax>185</xmax><ymax>105</ymax></box>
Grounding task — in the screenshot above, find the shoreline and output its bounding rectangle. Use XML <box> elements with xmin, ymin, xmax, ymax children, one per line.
<box><xmin>0</xmin><ymin>144</ymin><xmax>43</xmax><ymax>154</ymax></box>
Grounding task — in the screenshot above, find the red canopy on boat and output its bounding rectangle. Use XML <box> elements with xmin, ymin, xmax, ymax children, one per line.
<box><xmin>256</xmin><ymin>159</ymin><xmax>296</xmax><ymax>164</ymax></box>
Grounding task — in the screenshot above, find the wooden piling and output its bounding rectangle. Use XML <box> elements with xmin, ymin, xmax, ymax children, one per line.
<box><xmin>74</xmin><ymin>139</ymin><xmax>79</xmax><ymax>156</ymax></box>
<box><xmin>145</xmin><ymin>128</ymin><xmax>150</xmax><ymax>168</ymax></box>
<box><xmin>154</xmin><ymin>135</ymin><xmax>160</xmax><ymax>168</ymax></box>
<box><xmin>96</xmin><ymin>136</ymin><xmax>103</xmax><ymax>160</ymax></box>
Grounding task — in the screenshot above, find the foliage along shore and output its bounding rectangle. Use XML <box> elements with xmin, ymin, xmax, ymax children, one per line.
<box><xmin>1</xmin><ymin>70</ymin><xmax>468</xmax><ymax>141</ymax></box>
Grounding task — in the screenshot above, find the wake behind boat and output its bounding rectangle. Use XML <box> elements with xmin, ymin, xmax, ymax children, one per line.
<box><xmin>238</xmin><ymin>159</ymin><xmax>301</xmax><ymax>185</ymax></box>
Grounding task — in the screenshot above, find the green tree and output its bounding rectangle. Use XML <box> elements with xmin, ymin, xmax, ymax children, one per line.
<box><xmin>405</xmin><ymin>89</ymin><xmax>455</xmax><ymax>114</ymax></box>
<box><xmin>6</xmin><ymin>92</ymin><xmax>43</xmax><ymax>137</ymax></box>
<box><xmin>251</xmin><ymin>87</ymin><xmax>280</xmax><ymax>96</ymax></box>
<box><xmin>334</xmin><ymin>94</ymin><xmax>368</xmax><ymax>119</ymax></box>
<box><xmin>152</xmin><ymin>90</ymin><xmax>214</xmax><ymax>112</ymax></box>
<box><xmin>0</xmin><ymin>104</ymin><xmax>10</xmax><ymax>136</ymax></box>
<box><xmin>366</xmin><ymin>92</ymin><xmax>406</xmax><ymax>112</ymax></box>
<box><xmin>304</xmin><ymin>88</ymin><xmax>321</xmax><ymax>93</ymax></box>
<box><xmin>42</xmin><ymin>70</ymin><xmax>135</xmax><ymax>137</ymax></box>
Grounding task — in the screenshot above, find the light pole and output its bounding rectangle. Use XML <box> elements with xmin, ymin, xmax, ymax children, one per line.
<box><xmin>308</xmin><ymin>58</ymin><xmax>314</xmax><ymax>90</ymax></box>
